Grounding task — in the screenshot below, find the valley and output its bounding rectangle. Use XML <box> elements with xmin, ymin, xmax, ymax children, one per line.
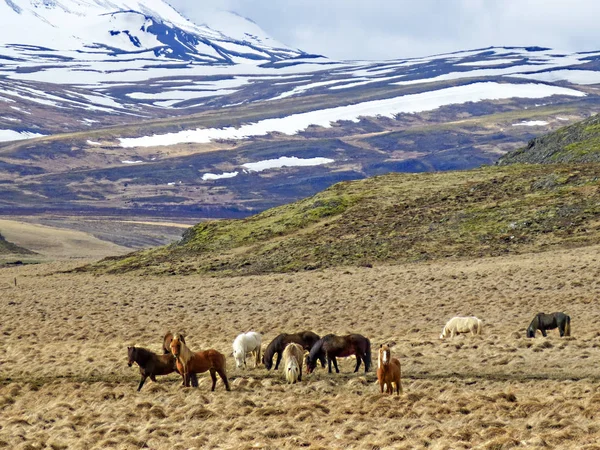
<box><xmin>1</xmin><ymin>245</ymin><xmax>600</xmax><ymax>449</ymax></box>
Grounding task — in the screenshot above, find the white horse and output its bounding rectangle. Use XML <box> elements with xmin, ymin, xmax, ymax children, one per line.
<box><xmin>282</xmin><ymin>342</ymin><xmax>304</xmax><ymax>383</ymax></box>
<box><xmin>232</xmin><ymin>331</ymin><xmax>262</xmax><ymax>369</ymax></box>
<box><xmin>440</xmin><ymin>316</ymin><xmax>482</xmax><ymax>339</ymax></box>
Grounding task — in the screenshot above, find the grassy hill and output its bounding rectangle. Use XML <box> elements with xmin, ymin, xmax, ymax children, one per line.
<box><xmin>0</xmin><ymin>232</ymin><xmax>35</xmax><ymax>256</ymax></box>
<box><xmin>498</xmin><ymin>113</ymin><xmax>600</xmax><ymax>164</ymax></box>
<box><xmin>83</xmin><ymin>162</ymin><xmax>600</xmax><ymax>275</ymax></box>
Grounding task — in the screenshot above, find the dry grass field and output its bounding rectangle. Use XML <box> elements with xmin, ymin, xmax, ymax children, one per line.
<box><xmin>2</xmin><ymin>245</ymin><xmax>600</xmax><ymax>449</ymax></box>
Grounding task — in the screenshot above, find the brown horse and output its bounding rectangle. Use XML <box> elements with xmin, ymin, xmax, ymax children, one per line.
<box><xmin>376</xmin><ymin>344</ymin><xmax>402</xmax><ymax>395</ymax></box>
<box><xmin>127</xmin><ymin>346</ymin><xmax>177</xmax><ymax>391</ymax></box>
<box><xmin>263</xmin><ymin>331</ymin><xmax>322</xmax><ymax>370</ymax></box>
<box><xmin>162</xmin><ymin>332</ymin><xmax>198</xmax><ymax>387</ymax></box>
<box><xmin>170</xmin><ymin>334</ymin><xmax>230</xmax><ymax>391</ymax></box>
<box><xmin>306</xmin><ymin>333</ymin><xmax>371</xmax><ymax>374</ymax></box>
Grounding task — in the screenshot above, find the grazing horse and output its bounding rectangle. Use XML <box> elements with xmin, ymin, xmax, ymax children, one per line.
<box><xmin>306</xmin><ymin>333</ymin><xmax>371</xmax><ymax>374</ymax></box>
<box><xmin>527</xmin><ymin>312</ymin><xmax>571</xmax><ymax>338</ymax></box>
<box><xmin>282</xmin><ymin>343</ymin><xmax>304</xmax><ymax>384</ymax></box>
<box><xmin>170</xmin><ymin>334</ymin><xmax>230</xmax><ymax>391</ymax></box>
<box><xmin>262</xmin><ymin>331</ymin><xmax>322</xmax><ymax>370</ymax></box>
<box><xmin>440</xmin><ymin>316</ymin><xmax>482</xmax><ymax>339</ymax></box>
<box><xmin>127</xmin><ymin>346</ymin><xmax>176</xmax><ymax>392</ymax></box>
<box><xmin>232</xmin><ymin>331</ymin><xmax>262</xmax><ymax>369</ymax></box>
<box><xmin>162</xmin><ymin>332</ymin><xmax>198</xmax><ymax>387</ymax></box>
<box><xmin>376</xmin><ymin>344</ymin><xmax>402</xmax><ymax>395</ymax></box>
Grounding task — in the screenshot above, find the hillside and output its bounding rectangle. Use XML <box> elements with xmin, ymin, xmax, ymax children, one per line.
<box><xmin>0</xmin><ymin>232</ymin><xmax>35</xmax><ymax>255</ymax></box>
<box><xmin>84</xmin><ymin>162</ymin><xmax>600</xmax><ymax>275</ymax></box>
<box><xmin>498</xmin><ymin>113</ymin><xmax>600</xmax><ymax>164</ymax></box>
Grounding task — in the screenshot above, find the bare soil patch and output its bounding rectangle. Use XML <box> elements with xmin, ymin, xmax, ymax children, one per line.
<box><xmin>2</xmin><ymin>246</ymin><xmax>600</xmax><ymax>449</ymax></box>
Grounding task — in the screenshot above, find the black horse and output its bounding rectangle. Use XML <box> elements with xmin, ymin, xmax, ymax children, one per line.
<box><xmin>262</xmin><ymin>331</ymin><xmax>322</xmax><ymax>370</ymax></box>
<box><xmin>127</xmin><ymin>346</ymin><xmax>179</xmax><ymax>391</ymax></box>
<box><xmin>526</xmin><ymin>312</ymin><xmax>571</xmax><ymax>338</ymax></box>
<box><xmin>306</xmin><ymin>333</ymin><xmax>371</xmax><ymax>374</ymax></box>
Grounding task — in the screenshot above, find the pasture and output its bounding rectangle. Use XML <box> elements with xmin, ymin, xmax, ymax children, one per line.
<box><xmin>2</xmin><ymin>245</ymin><xmax>600</xmax><ymax>449</ymax></box>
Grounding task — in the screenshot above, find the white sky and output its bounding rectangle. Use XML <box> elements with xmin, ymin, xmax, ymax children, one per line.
<box><xmin>169</xmin><ymin>0</ymin><xmax>600</xmax><ymax>60</ymax></box>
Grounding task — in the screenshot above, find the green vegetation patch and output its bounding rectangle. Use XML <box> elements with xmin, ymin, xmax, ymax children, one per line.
<box><xmin>83</xmin><ymin>163</ymin><xmax>600</xmax><ymax>276</ymax></box>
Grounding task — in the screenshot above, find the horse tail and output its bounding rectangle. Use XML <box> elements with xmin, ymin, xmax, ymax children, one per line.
<box><xmin>364</xmin><ymin>338</ymin><xmax>372</xmax><ymax>372</ymax></box>
<box><xmin>477</xmin><ymin>319</ymin><xmax>482</xmax><ymax>335</ymax></box>
<box><xmin>565</xmin><ymin>315</ymin><xmax>571</xmax><ymax>337</ymax></box>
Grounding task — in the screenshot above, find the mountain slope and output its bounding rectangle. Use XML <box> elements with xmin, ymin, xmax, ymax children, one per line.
<box><xmin>0</xmin><ymin>232</ymin><xmax>35</xmax><ymax>255</ymax></box>
<box><xmin>498</xmin><ymin>113</ymin><xmax>600</xmax><ymax>164</ymax></box>
<box><xmin>83</xmin><ymin>162</ymin><xmax>600</xmax><ymax>275</ymax></box>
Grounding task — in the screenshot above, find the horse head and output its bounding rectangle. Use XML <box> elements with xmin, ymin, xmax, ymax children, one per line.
<box><xmin>379</xmin><ymin>344</ymin><xmax>391</xmax><ymax>367</ymax></box>
<box><xmin>526</xmin><ymin>326</ymin><xmax>536</xmax><ymax>338</ymax></box>
<box><xmin>262</xmin><ymin>352</ymin><xmax>272</xmax><ymax>370</ymax></box>
<box><xmin>170</xmin><ymin>335</ymin><xmax>182</xmax><ymax>358</ymax></box>
<box><xmin>305</xmin><ymin>353</ymin><xmax>316</xmax><ymax>374</ymax></box>
<box><xmin>127</xmin><ymin>346</ymin><xmax>136</xmax><ymax>367</ymax></box>
<box><xmin>233</xmin><ymin>349</ymin><xmax>245</xmax><ymax>369</ymax></box>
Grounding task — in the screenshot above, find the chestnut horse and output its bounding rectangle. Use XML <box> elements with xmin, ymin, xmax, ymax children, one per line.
<box><xmin>127</xmin><ymin>346</ymin><xmax>176</xmax><ymax>391</ymax></box>
<box><xmin>162</xmin><ymin>332</ymin><xmax>198</xmax><ymax>387</ymax></box>
<box><xmin>306</xmin><ymin>333</ymin><xmax>371</xmax><ymax>374</ymax></box>
<box><xmin>170</xmin><ymin>334</ymin><xmax>230</xmax><ymax>391</ymax></box>
<box><xmin>263</xmin><ymin>331</ymin><xmax>322</xmax><ymax>370</ymax></box>
<box><xmin>376</xmin><ymin>344</ymin><xmax>402</xmax><ymax>395</ymax></box>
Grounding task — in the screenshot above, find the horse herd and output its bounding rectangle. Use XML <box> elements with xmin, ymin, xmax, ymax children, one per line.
<box><xmin>126</xmin><ymin>311</ymin><xmax>570</xmax><ymax>395</ymax></box>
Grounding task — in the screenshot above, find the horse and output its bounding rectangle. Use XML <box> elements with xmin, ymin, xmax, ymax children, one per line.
<box><xmin>440</xmin><ymin>316</ymin><xmax>482</xmax><ymax>339</ymax></box>
<box><xmin>127</xmin><ymin>346</ymin><xmax>177</xmax><ymax>392</ymax></box>
<box><xmin>376</xmin><ymin>344</ymin><xmax>402</xmax><ymax>395</ymax></box>
<box><xmin>162</xmin><ymin>332</ymin><xmax>198</xmax><ymax>387</ymax></box>
<box><xmin>527</xmin><ymin>312</ymin><xmax>571</xmax><ymax>338</ymax></box>
<box><xmin>305</xmin><ymin>333</ymin><xmax>371</xmax><ymax>374</ymax></box>
<box><xmin>262</xmin><ymin>331</ymin><xmax>322</xmax><ymax>370</ymax></box>
<box><xmin>232</xmin><ymin>331</ymin><xmax>262</xmax><ymax>369</ymax></box>
<box><xmin>282</xmin><ymin>343</ymin><xmax>304</xmax><ymax>384</ymax></box>
<box><xmin>170</xmin><ymin>334</ymin><xmax>230</xmax><ymax>391</ymax></box>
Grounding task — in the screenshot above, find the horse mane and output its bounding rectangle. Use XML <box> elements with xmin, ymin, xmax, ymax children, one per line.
<box><xmin>130</xmin><ymin>346</ymin><xmax>155</xmax><ymax>365</ymax></box>
<box><xmin>307</xmin><ymin>336</ymin><xmax>325</xmax><ymax>364</ymax></box>
<box><xmin>264</xmin><ymin>333</ymin><xmax>286</xmax><ymax>363</ymax></box>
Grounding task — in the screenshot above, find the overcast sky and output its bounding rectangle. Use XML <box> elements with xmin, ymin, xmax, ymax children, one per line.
<box><xmin>169</xmin><ymin>0</ymin><xmax>600</xmax><ymax>60</ymax></box>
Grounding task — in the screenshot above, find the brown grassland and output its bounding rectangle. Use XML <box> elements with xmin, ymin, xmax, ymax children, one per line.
<box><xmin>2</xmin><ymin>243</ymin><xmax>600</xmax><ymax>450</ymax></box>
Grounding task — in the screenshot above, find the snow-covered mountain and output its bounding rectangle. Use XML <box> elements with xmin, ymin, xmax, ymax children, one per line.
<box><xmin>2</xmin><ymin>1</ymin><xmax>600</xmax><ymax>220</ymax></box>
<box><xmin>0</xmin><ymin>0</ymin><xmax>302</xmax><ymax>61</ymax></box>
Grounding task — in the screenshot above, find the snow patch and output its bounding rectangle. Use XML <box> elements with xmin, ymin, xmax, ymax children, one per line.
<box><xmin>0</xmin><ymin>129</ymin><xmax>45</xmax><ymax>142</ymax></box>
<box><xmin>119</xmin><ymin>82</ymin><xmax>585</xmax><ymax>148</ymax></box>
<box><xmin>242</xmin><ymin>157</ymin><xmax>334</xmax><ymax>172</ymax></box>
<box><xmin>202</xmin><ymin>171</ymin><xmax>239</xmax><ymax>180</ymax></box>
<box><xmin>512</xmin><ymin>120</ymin><xmax>549</xmax><ymax>127</ymax></box>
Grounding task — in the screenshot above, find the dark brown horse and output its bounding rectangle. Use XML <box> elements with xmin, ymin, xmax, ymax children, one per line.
<box><xmin>163</xmin><ymin>332</ymin><xmax>198</xmax><ymax>387</ymax></box>
<box><xmin>262</xmin><ymin>331</ymin><xmax>322</xmax><ymax>370</ymax></box>
<box><xmin>527</xmin><ymin>312</ymin><xmax>571</xmax><ymax>338</ymax></box>
<box><xmin>170</xmin><ymin>334</ymin><xmax>230</xmax><ymax>391</ymax></box>
<box><xmin>127</xmin><ymin>346</ymin><xmax>177</xmax><ymax>391</ymax></box>
<box><xmin>306</xmin><ymin>333</ymin><xmax>371</xmax><ymax>374</ymax></box>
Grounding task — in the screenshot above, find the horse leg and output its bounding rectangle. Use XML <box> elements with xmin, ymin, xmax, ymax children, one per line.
<box><xmin>559</xmin><ymin>325</ymin><xmax>565</xmax><ymax>337</ymax></box>
<box><xmin>327</xmin><ymin>357</ymin><xmax>332</xmax><ymax>373</ymax></box>
<box><xmin>332</xmin><ymin>357</ymin><xmax>340</xmax><ymax>373</ymax></box>
<box><xmin>274</xmin><ymin>352</ymin><xmax>282</xmax><ymax>370</ymax></box>
<box><xmin>217</xmin><ymin>368</ymin><xmax>231</xmax><ymax>391</ymax></box>
<box><xmin>190</xmin><ymin>372</ymin><xmax>198</xmax><ymax>388</ymax></box>
<box><xmin>137</xmin><ymin>375</ymin><xmax>147</xmax><ymax>392</ymax></box>
<box><xmin>354</xmin><ymin>355</ymin><xmax>362</xmax><ymax>373</ymax></box>
<box><xmin>541</xmin><ymin>329</ymin><xmax>547</xmax><ymax>337</ymax></box>
<box><xmin>209</xmin><ymin>368</ymin><xmax>217</xmax><ymax>391</ymax></box>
